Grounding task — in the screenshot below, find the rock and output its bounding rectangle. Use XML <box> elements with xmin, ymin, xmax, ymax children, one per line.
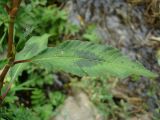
<box><xmin>53</xmin><ymin>92</ymin><xmax>103</xmax><ymax>120</ymax></box>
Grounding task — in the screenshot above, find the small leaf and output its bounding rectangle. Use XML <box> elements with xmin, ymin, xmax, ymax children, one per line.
<box><xmin>0</xmin><ymin>59</ymin><xmax>7</xmax><ymax>70</ymax></box>
<box><xmin>9</xmin><ymin>34</ymin><xmax>50</xmax><ymax>83</ymax></box>
<box><xmin>31</xmin><ymin>40</ymin><xmax>157</xmax><ymax>78</ymax></box>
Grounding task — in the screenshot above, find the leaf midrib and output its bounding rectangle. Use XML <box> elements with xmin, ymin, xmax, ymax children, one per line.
<box><xmin>32</xmin><ymin>56</ymin><xmax>104</xmax><ymax>62</ymax></box>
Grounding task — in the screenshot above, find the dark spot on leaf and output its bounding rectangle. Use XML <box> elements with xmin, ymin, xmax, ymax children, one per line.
<box><xmin>75</xmin><ymin>50</ymin><xmax>104</xmax><ymax>67</ymax></box>
<box><xmin>75</xmin><ymin>50</ymin><xmax>103</xmax><ymax>61</ymax></box>
<box><xmin>121</xmin><ymin>61</ymin><xmax>124</xmax><ymax>63</ymax></box>
<box><xmin>76</xmin><ymin>59</ymin><xmax>100</xmax><ymax>67</ymax></box>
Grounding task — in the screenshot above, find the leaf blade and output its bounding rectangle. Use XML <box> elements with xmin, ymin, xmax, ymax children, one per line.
<box><xmin>31</xmin><ymin>40</ymin><xmax>157</xmax><ymax>78</ymax></box>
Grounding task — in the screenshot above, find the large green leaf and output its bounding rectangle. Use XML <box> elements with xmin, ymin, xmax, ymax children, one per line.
<box><xmin>9</xmin><ymin>34</ymin><xmax>50</xmax><ymax>82</ymax></box>
<box><xmin>31</xmin><ymin>40</ymin><xmax>157</xmax><ymax>78</ymax></box>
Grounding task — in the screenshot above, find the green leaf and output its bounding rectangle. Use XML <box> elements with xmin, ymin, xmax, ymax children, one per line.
<box><xmin>9</xmin><ymin>34</ymin><xmax>50</xmax><ymax>83</ymax></box>
<box><xmin>0</xmin><ymin>59</ymin><xmax>7</xmax><ymax>70</ymax></box>
<box><xmin>0</xmin><ymin>3</ymin><xmax>8</xmax><ymax>25</ymax></box>
<box><xmin>49</xmin><ymin>91</ymin><xmax>65</xmax><ymax>106</ymax></box>
<box><xmin>0</xmin><ymin>0</ymin><xmax>9</xmax><ymax>4</ymax></box>
<box><xmin>156</xmin><ymin>50</ymin><xmax>160</xmax><ymax>66</ymax></box>
<box><xmin>82</xmin><ymin>25</ymin><xmax>101</xmax><ymax>43</ymax></box>
<box><xmin>31</xmin><ymin>40</ymin><xmax>157</xmax><ymax>78</ymax></box>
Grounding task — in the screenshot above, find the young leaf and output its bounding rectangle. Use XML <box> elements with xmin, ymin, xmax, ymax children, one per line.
<box><xmin>31</xmin><ymin>40</ymin><xmax>157</xmax><ymax>78</ymax></box>
<box><xmin>9</xmin><ymin>34</ymin><xmax>50</xmax><ymax>82</ymax></box>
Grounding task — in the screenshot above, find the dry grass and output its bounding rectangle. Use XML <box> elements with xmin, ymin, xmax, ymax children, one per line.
<box><xmin>127</xmin><ymin>0</ymin><xmax>160</xmax><ymax>26</ymax></box>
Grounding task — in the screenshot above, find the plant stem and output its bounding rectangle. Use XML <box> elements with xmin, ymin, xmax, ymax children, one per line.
<box><xmin>7</xmin><ymin>0</ymin><xmax>21</xmax><ymax>57</ymax></box>
<box><xmin>0</xmin><ymin>65</ymin><xmax>10</xmax><ymax>92</ymax></box>
<box><xmin>14</xmin><ymin>59</ymin><xmax>32</xmax><ymax>65</ymax></box>
<box><xmin>0</xmin><ymin>0</ymin><xmax>22</xmax><ymax>100</ymax></box>
<box><xmin>7</xmin><ymin>15</ymin><xmax>15</xmax><ymax>58</ymax></box>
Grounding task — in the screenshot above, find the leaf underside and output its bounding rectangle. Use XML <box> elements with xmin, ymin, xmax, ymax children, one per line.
<box><xmin>31</xmin><ymin>40</ymin><xmax>157</xmax><ymax>78</ymax></box>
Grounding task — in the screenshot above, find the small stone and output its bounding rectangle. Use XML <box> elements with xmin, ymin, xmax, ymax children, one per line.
<box><xmin>53</xmin><ymin>91</ymin><xmax>103</xmax><ymax>120</ymax></box>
